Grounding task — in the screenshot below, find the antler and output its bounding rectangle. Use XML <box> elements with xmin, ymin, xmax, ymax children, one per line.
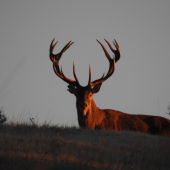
<box><xmin>49</xmin><ymin>38</ymin><xmax>80</xmax><ymax>87</ymax></box>
<box><xmin>50</xmin><ymin>39</ymin><xmax>121</xmax><ymax>89</ymax></box>
<box><xmin>88</xmin><ymin>39</ymin><xmax>121</xmax><ymax>87</ymax></box>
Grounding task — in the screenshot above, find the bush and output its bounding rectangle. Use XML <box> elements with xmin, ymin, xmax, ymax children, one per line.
<box><xmin>0</xmin><ymin>108</ymin><xmax>7</xmax><ymax>124</ymax></box>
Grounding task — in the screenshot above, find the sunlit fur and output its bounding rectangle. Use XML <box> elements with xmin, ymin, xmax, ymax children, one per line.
<box><xmin>68</xmin><ymin>85</ymin><xmax>170</xmax><ymax>138</ymax></box>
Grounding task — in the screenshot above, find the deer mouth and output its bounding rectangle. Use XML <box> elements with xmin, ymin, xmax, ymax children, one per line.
<box><xmin>77</xmin><ymin>107</ymin><xmax>87</xmax><ymax>117</ymax></box>
<box><xmin>77</xmin><ymin>109</ymin><xmax>87</xmax><ymax>117</ymax></box>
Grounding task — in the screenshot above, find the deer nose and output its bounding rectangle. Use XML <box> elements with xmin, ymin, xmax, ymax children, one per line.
<box><xmin>79</xmin><ymin>102</ymin><xmax>87</xmax><ymax>109</ymax></box>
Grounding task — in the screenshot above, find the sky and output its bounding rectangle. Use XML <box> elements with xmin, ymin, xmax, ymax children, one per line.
<box><xmin>0</xmin><ymin>0</ymin><xmax>170</xmax><ymax>126</ymax></box>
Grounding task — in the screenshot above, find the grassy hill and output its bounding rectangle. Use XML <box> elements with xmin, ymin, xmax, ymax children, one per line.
<box><xmin>0</xmin><ymin>124</ymin><xmax>170</xmax><ymax>170</ymax></box>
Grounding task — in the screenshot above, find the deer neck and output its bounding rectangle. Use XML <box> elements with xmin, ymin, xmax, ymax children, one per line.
<box><xmin>76</xmin><ymin>98</ymin><xmax>105</xmax><ymax>129</ymax></box>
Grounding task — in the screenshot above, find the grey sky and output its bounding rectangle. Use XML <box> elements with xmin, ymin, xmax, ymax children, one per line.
<box><xmin>0</xmin><ymin>0</ymin><xmax>170</xmax><ymax>126</ymax></box>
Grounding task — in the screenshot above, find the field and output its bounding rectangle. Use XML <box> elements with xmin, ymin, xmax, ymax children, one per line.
<box><xmin>0</xmin><ymin>124</ymin><xmax>170</xmax><ymax>170</ymax></box>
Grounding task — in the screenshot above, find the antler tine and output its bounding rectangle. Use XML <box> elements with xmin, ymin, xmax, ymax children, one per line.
<box><xmin>90</xmin><ymin>58</ymin><xmax>115</xmax><ymax>87</ymax></box>
<box><xmin>58</xmin><ymin>41</ymin><xmax>74</xmax><ymax>60</ymax></box>
<box><xmin>73</xmin><ymin>62</ymin><xmax>80</xmax><ymax>86</ymax></box>
<box><xmin>53</xmin><ymin>62</ymin><xmax>77</xmax><ymax>85</ymax></box>
<box><xmin>89</xmin><ymin>39</ymin><xmax>116</xmax><ymax>87</ymax></box>
<box><xmin>51</xmin><ymin>38</ymin><xmax>58</xmax><ymax>51</ymax></box>
<box><xmin>96</xmin><ymin>39</ymin><xmax>112</xmax><ymax>61</ymax></box>
<box><xmin>50</xmin><ymin>39</ymin><xmax>74</xmax><ymax>62</ymax></box>
<box><xmin>50</xmin><ymin>38</ymin><xmax>58</xmax><ymax>62</ymax></box>
<box><xmin>88</xmin><ymin>64</ymin><xmax>91</xmax><ymax>86</ymax></box>
<box><xmin>104</xmin><ymin>39</ymin><xmax>115</xmax><ymax>52</ymax></box>
<box><xmin>114</xmin><ymin>39</ymin><xmax>119</xmax><ymax>48</ymax></box>
<box><xmin>50</xmin><ymin>39</ymin><xmax>80</xmax><ymax>87</ymax></box>
<box><xmin>87</xmin><ymin>63</ymin><xmax>105</xmax><ymax>87</ymax></box>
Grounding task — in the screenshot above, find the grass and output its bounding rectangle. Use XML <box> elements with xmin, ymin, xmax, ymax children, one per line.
<box><xmin>0</xmin><ymin>123</ymin><xmax>170</xmax><ymax>170</ymax></box>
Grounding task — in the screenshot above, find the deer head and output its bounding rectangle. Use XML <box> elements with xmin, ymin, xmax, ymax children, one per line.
<box><xmin>49</xmin><ymin>39</ymin><xmax>121</xmax><ymax>128</ymax></box>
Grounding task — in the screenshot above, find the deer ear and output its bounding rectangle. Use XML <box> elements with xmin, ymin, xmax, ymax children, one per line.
<box><xmin>67</xmin><ymin>85</ymin><xmax>77</xmax><ymax>95</ymax></box>
<box><xmin>91</xmin><ymin>83</ymin><xmax>102</xmax><ymax>94</ymax></box>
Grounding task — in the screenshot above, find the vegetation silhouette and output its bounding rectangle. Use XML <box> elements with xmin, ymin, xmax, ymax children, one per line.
<box><xmin>0</xmin><ymin>108</ymin><xmax>7</xmax><ymax>124</ymax></box>
<box><xmin>49</xmin><ymin>39</ymin><xmax>170</xmax><ymax>138</ymax></box>
<box><xmin>167</xmin><ymin>103</ymin><xmax>170</xmax><ymax>117</ymax></box>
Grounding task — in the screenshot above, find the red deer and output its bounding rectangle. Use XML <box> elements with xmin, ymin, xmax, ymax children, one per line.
<box><xmin>49</xmin><ymin>38</ymin><xmax>170</xmax><ymax>138</ymax></box>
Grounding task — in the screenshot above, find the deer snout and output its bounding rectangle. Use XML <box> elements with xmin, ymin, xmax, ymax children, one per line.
<box><xmin>78</xmin><ymin>102</ymin><xmax>87</xmax><ymax>109</ymax></box>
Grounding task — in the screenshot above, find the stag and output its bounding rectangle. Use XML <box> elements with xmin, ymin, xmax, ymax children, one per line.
<box><xmin>49</xmin><ymin>39</ymin><xmax>170</xmax><ymax>137</ymax></box>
